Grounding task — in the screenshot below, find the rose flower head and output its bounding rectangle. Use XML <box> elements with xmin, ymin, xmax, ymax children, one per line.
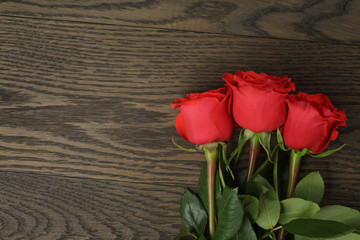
<box><xmin>282</xmin><ymin>92</ymin><xmax>347</xmax><ymax>154</ymax></box>
<box><xmin>171</xmin><ymin>87</ymin><xmax>234</xmax><ymax>145</ymax></box>
<box><xmin>223</xmin><ymin>70</ymin><xmax>295</xmax><ymax>133</ymax></box>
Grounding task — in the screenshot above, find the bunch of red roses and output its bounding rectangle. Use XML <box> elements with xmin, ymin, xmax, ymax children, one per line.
<box><xmin>171</xmin><ymin>70</ymin><xmax>358</xmax><ymax>240</ymax></box>
<box><xmin>172</xmin><ymin>70</ymin><xmax>346</xmax><ymax>153</ymax></box>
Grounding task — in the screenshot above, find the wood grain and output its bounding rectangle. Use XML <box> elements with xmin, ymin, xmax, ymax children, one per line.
<box><xmin>0</xmin><ymin>0</ymin><xmax>359</xmax><ymax>44</ymax></box>
<box><xmin>0</xmin><ymin>15</ymin><xmax>359</xmax><ymax>198</ymax></box>
<box><xmin>0</xmin><ymin>14</ymin><xmax>359</xmax><ymax>239</ymax></box>
<box><xmin>0</xmin><ymin>171</ymin><xmax>183</xmax><ymax>239</ymax></box>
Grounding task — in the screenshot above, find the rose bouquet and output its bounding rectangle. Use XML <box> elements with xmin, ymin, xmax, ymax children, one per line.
<box><xmin>171</xmin><ymin>70</ymin><xmax>359</xmax><ymax>240</ymax></box>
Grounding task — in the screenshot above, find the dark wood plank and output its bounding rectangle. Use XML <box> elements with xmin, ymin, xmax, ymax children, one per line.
<box><xmin>0</xmin><ymin>16</ymin><xmax>359</xmax><ymax>207</ymax></box>
<box><xmin>0</xmin><ymin>172</ymin><xmax>357</xmax><ymax>239</ymax></box>
<box><xmin>0</xmin><ymin>0</ymin><xmax>359</xmax><ymax>44</ymax></box>
<box><xmin>0</xmin><ymin>171</ymin><xmax>183</xmax><ymax>239</ymax></box>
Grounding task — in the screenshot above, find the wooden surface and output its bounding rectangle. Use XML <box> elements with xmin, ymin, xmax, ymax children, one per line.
<box><xmin>0</xmin><ymin>1</ymin><xmax>359</xmax><ymax>239</ymax></box>
<box><xmin>1</xmin><ymin>0</ymin><xmax>360</xmax><ymax>44</ymax></box>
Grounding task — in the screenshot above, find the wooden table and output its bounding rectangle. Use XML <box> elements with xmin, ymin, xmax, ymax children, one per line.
<box><xmin>0</xmin><ymin>1</ymin><xmax>359</xmax><ymax>239</ymax></box>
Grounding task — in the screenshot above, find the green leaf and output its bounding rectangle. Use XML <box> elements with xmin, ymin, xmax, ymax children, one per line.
<box><xmin>314</xmin><ymin>205</ymin><xmax>360</xmax><ymax>230</ymax></box>
<box><xmin>283</xmin><ymin>219</ymin><xmax>355</xmax><ymax>238</ymax></box>
<box><xmin>245</xmin><ymin>181</ymin><xmax>268</xmax><ymax>198</ymax></box>
<box><xmin>174</xmin><ymin>228</ymin><xmax>197</xmax><ymax>240</ymax></box>
<box><xmin>256</xmin><ymin>191</ymin><xmax>281</xmax><ymax>229</ymax></box>
<box><xmin>294</xmin><ymin>171</ymin><xmax>324</xmax><ymax>204</ymax></box>
<box><xmin>180</xmin><ymin>189</ymin><xmax>208</xmax><ymax>237</ymax></box>
<box><xmin>232</xmin><ymin>216</ymin><xmax>257</xmax><ymax>240</ymax></box>
<box><xmin>215</xmin><ymin>170</ymin><xmax>223</xmax><ymax>210</ymax></box>
<box><xmin>249</xmin><ymin>175</ymin><xmax>281</xmax><ymax>229</ymax></box>
<box><xmin>198</xmin><ymin>164</ymin><xmax>209</xmax><ymax>213</ymax></box>
<box><xmin>296</xmin><ymin>233</ymin><xmax>360</xmax><ymax>240</ymax></box>
<box><xmin>279</xmin><ymin>198</ymin><xmax>320</xmax><ymax>224</ymax></box>
<box><xmin>214</xmin><ymin>187</ymin><xmax>244</xmax><ymax>240</ymax></box>
<box><xmin>198</xmin><ymin>235</ymin><xmax>206</xmax><ymax>240</ymax></box>
<box><xmin>253</xmin><ymin>175</ymin><xmax>274</xmax><ymax>191</ymax></box>
<box><xmin>255</xmin><ymin>184</ymin><xmax>280</xmax><ymax>229</ymax></box>
<box><xmin>239</xmin><ymin>195</ymin><xmax>259</xmax><ymax>223</ymax></box>
<box><xmin>234</xmin><ymin>168</ymin><xmax>248</xmax><ymax>194</ymax></box>
<box><xmin>309</xmin><ymin>144</ymin><xmax>347</xmax><ymax>158</ymax></box>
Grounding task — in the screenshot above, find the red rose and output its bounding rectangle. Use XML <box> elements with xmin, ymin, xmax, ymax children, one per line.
<box><xmin>223</xmin><ymin>70</ymin><xmax>295</xmax><ymax>133</ymax></box>
<box><xmin>171</xmin><ymin>88</ymin><xmax>234</xmax><ymax>145</ymax></box>
<box><xmin>282</xmin><ymin>92</ymin><xmax>347</xmax><ymax>154</ymax></box>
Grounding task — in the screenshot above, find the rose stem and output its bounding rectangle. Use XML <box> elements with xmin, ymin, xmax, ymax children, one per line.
<box><xmin>205</xmin><ymin>146</ymin><xmax>219</xmax><ymax>240</ymax></box>
<box><xmin>246</xmin><ymin>134</ymin><xmax>260</xmax><ymax>182</ymax></box>
<box><xmin>278</xmin><ymin>149</ymin><xmax>302</xmax><ymax>240</ymax></box>
<box><xmin>286</xmin><ymin>149</ymin><xmax>302</xmax><ymax>198</ymax></box>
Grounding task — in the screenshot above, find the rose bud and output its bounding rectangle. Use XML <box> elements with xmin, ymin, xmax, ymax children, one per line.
<box><xmin>282</xmin><ymin>92</ymin><xmax>347</xmax><ymax>154</ymax></box>
<box><xmin>171</xmin><ymin>87</ymin><xmax>234</xmax><ymax>145</ymax></box>
<box><xmin>223</xmin><ymin>70</ymin><xmax>295</xmax><ymax>133</ymax></box>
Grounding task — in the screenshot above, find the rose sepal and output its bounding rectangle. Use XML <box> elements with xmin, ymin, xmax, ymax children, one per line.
<box><xmin>308</xmin><ymin>144</ymin><xmax>348</xmax><ymax>158</ymax></box>
<box><xmin>277</xmin><ymin>127</ymin><xmax>290</xmax><ymax>151</ymax></box>
<box><xmin>296</xmin><ymin>148</ymin><xmax>310</xmax><ymax>157</ymax></box>
<box><xmin>275</xmin><ymin>126</ymin><xmax>347</xmax><ymax>159</ymax></box>
<box><xmin>198</xmin><ymin>141</ymin><xmax>226</xmax><ymax>152</ymax></box>
<box><xmin>258</xmin><ymin>131</ymin><xmax>272</xmax><ymax>163</ymax></box>
<box><xmin>224</xmin><ymin>129</ymin><xmax>254</xmax><ymax>179</ymax></box>
<box><xmin>228</xmin><ymin>129</ymin><xmax>254</xmax><ymax>164</ymax></box>
<box><xmin>245</xmin><ymin>131</ymin><xmax>276</xmax><ymax>182</ymax></box>
<box><xmin>172</xmin><ymin>136</ymin><xmax>199</xmax><ymax>152</ymax></box>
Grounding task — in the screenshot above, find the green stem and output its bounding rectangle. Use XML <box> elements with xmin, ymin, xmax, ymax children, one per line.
<box><xmin>273</xmin><ymin>146</ymin><xmax>279</xmax><ymax>195</ymax></box>
<box><xmin>247</xmin><ymin>134</ymin><xmax>260</xmax><ymax>182</ymax></box>
<box><xmin>273</xmin><ymin>226</ymin><xmax>282</xmax><ymax>231</ymax></box>
<box><xmin>277</xmin><ymin>229</ymin><xmax>286</xmax><ymax>240</ymax></box>
<box><xmin>286</xmin><ymin>149</ymin><xmax>302</xmax><ymax>198</ymax></box>
<box><xmin>205</xmin><ymin>146</ymin><xmax>219</xmax><ymax>240</ymax></box>
<box><xmin>258</xmin><ymin>226</ymin><xmax>282</xmax><ymax>240</ymax></box>
<box><xmin>273</xmin><ymin>160</ymin><xmax>278</xmax><ymax>195</ymax></box>
<box><xmin>278</xmin><ymin>149</ymin><xmax>303</xmax><ymax>240</ymax></box>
